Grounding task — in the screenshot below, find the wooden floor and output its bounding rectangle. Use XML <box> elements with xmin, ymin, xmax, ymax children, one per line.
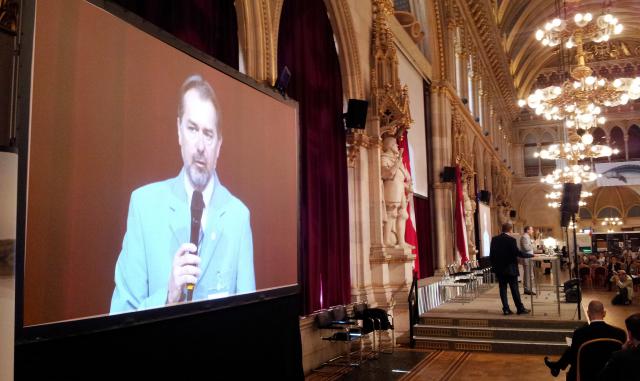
<box><xmin>309</xmin><ymin>273</ymin><xmax>638</xmax><ymax>381</ymax></box>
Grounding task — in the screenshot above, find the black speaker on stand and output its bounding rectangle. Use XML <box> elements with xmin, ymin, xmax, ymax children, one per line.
<box><xmin>478</xmin><ymin>190</ymin><xmax>491</xmax><ymax>204</ymax></box>
<box><xmin>343</xmin><ymin>99</ymin><xmax>369</xmax><ymax>129</ymax></box>
<box><xmin>442</xmin><ymin>166</ymin><xmax>456</xmax><ymax>182</ymax></box>
<box><xmin>560</xmin><ymin>182</ymin><xmax>583</xmax><ymax>320</ymax></box>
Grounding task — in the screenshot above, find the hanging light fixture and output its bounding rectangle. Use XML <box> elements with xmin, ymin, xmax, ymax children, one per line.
<box><xmin>519</xmin><ymin>11</ymin><xmax>640</xmax><ymax>125</ymax></box>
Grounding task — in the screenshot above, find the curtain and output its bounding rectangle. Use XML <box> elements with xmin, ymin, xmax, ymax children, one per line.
<box><xmin>278</xmin><ymin>0</ymin><xmax>350</xmax><ymax>314</ymax></box>
<box><xmin>111</xmin><ymin>0</ymin><xmax>238</xmax><ymax>69</ymax></box>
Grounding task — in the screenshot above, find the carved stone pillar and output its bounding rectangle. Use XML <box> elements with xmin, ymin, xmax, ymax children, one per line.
<box><xmin>235</xmin><ymin>0</ymin><xmax>282</xmax><ymax>84</ymax></box>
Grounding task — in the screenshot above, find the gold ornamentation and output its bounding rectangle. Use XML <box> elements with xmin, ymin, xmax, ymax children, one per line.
<box><xmin>0</xmin><ymin>0</ymin><xmax>18</xmax><ymax>34</ymax></box>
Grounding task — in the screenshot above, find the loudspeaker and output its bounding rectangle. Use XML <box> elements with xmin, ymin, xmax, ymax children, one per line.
<box><xmin>560</xmin><ymin>211</ymin><xmax>571</xmax><ymax>228</ymax></box>
<box><xmin>478</xmin><ymin>190</ymin><xmax>491</xmax><ymax>204</ymax></box>
<box><xmin>275</xmin><ymin>66</ymin><xmax>291</xmax><ymax>96</ymax></box>
<box><xmin>509</xmin><ymin>210</ymin><xmax>516</xmax><ymax>218</ymax></box>
<box><xmin>561</xmin><ymin>183</ymin><xmax>582</xmax><ymax>215</ymax></box>
<box><xmin>344</xmin><ymin>99</ymin><xmax>368</xmax><ymax>129</ymax></box>
<box><xmin>442</xmin><ymin>166</ymin><xmax>456</xmax><ymax>182</ymax></box>
<box><xmin>564</xmin><ymin>279</ymin><xmax>581</xmax><ymax>303</ymax></box>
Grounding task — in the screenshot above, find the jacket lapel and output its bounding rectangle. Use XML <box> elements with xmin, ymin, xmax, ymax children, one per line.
<box><xmin>198</xmin><ymin>175</ymin><xmax>229</xmax><ymax>280</ymax></box>
<box><xmin>168</xmin><ymin>171</ymin><xmax>190</xmax><ymax>248</ymax></box>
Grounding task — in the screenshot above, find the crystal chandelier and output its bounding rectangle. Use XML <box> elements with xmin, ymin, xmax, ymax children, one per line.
<box><xmin>518</xmin><ymin>11</ymin><xmax>640</xmax><ymax>125</ymax></box>
<box><xmin>540</xmin><ymin>161</ymin><xmax>601</xmax><ymax>189</ymax></box>
<box><xmin>601</xmin><ymin>217</ymin><xmax>623</xmax><ymax>226</ymax></box>
<box><xmin>545</xmin><ymin>190</ymin><xmax>592</xmax><ymax>208</ymax></box>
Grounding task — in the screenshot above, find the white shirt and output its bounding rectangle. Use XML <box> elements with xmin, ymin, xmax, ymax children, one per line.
<box><xmin>184</xmin><ymin>174</ymin><xmax>214</xmax><ymax>232</ymax></box>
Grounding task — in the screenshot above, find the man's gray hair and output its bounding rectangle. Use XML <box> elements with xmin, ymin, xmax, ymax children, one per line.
<box><xmin>177</xmin><ymin>74</ymin><xmax>222</xmax><ymax>137</ymax></box>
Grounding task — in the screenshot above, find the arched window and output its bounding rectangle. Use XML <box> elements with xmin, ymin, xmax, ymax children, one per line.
<box><xmin>628</xmin><ymin>125</ymin><xmax>640</xmax><ymax>160</ymax></box>
<box><xmin>540</xmin><ymin>132</ymin><xmax>555</xmax><ymax>175</ymax></box>
<box><xmin>597</xmin><ymin>207</ymin><xmax>621</xmax><ymax>219</ymax></box>
<box><xmin>609</xmin><ymin>127</ymin><xmax>625</xmax><ymax>162</ymax></box>
<box><xmin>628</xmin><ymin>205</ymin><xmax>640</xmax><ymax>218</ymax></box>
<box><xmin>592</xmin><ymin>127</ymin><xmax>608</xmax><ymax>163</ymax></box>
<box><xmin>523</xmin><ymin>133</ymin><xmax>538</xmax><ymax>177</ymax></box>
<box><xmin>579</xmin><ymin>208</ymin><xmax>592</xmax><ymax>220</ymax></box>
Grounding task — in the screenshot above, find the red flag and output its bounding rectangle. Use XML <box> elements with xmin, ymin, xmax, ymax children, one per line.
<box><xmin>399</xmin><ymin>131</ymin><xmax>420</xmax><ymax>277</ymax></box>
<box><xmin>455</xmin><ymin>166</ymin><xmax>469</xmax><ymax>264</ymax></box>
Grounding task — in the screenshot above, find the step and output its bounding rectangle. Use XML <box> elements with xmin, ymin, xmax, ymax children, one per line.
<box><xmin>419</xmin><ymin>316</ymin><xmax>584</xmax><ymax>331</ymax></box>
<box><xmin>413</xmin><ymin>324</ymin><xmax>574</xmax><ymax>342</ymax></box>
<box><xmin>412</xmin><ymin>335</ymin><xmax>569</xmax><ymax>355</ymax></box>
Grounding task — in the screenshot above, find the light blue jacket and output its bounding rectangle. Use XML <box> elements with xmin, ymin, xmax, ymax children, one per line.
<box><xmin>110</xmin><ymin>171</ymin><xmax>255</xmax><ymax>314</ymax></box>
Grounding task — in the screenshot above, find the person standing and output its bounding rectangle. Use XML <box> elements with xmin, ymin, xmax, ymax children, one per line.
<box><xmin>520</xmin><ymin>225</ymin><xmax>536</xmax><ymax>295</ymax></box>
<box><xmin>490</xmin><ymin>222</ymin><xmax>534</xmax><ymax>315</ymax></box>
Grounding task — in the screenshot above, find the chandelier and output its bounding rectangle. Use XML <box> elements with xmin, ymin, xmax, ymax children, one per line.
<box><xmin>518</xmin><ymin>11</ymin><xmax>640</xmax><ymax>126</ymax></box>
<box><xmin>545</xmin><ymin>189</ymin><xmax>592</xmax><ymax>208</ymax></box>
<box><xmin>601</xmin><ymin>216</ymin><xmax>623</xmax><ymax>226</ymax></box>
<box><xmin>540</xmin><ymin>161</ymin><xmax>601</xmax><ymax>189</ymax></box>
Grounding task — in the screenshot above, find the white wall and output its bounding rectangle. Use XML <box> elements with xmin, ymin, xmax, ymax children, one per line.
<box><xmin>397</xmin><ymin>51</ymin><xmax>428</xmax><ymax>196</ymax></box>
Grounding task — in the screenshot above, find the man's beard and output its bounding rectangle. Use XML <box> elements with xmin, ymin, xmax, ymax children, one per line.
<box><xmin>186</xmin><ymin>163</ymin><xmax>211</xmax><ymax>191</ymax></box>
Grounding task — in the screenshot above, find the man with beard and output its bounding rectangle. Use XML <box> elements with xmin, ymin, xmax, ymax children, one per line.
<box><xmin>110</xmin><ymin>75</ymin><xmax>255</xmax><ymax>313</ymax></box>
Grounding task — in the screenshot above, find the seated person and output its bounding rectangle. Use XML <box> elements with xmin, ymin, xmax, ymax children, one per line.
<box><xmin>611</xmin><ymin>270</ymin><xmax>633</xmax><ymax>306</ymax></box>
<box><xmin>587</xmin><ymin>255</ymin><xmax>598</xmax><ymax>266</ymax></box>
<box><xmin>598</xmin><ymin>312</ymin><xmax>640</xmax><ymax>380</ymax></box>
<box><xmin>596</xmin><ymin>254</ymin><xmax>606</xmax><ymax>266</ymax></box>
<box><xmin>544</xmin><ymin>300</ymin><xmax>626</xmax><ymax>381</ymax></box>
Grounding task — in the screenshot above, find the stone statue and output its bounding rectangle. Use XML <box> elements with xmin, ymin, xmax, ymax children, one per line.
<box><xmin>381</xmin><ymin>136</ymin><xmax>413</xmax><ymax>248</ymax></box>
<box><xmin>463</xmin><ymin>179</ymin><xmax>476</xmax><ymax>256</ymax></box>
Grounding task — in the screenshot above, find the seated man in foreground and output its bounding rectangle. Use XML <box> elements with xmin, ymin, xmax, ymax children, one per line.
<box><xmin>544</xmin><ymin>300</ymin><xmax>626</xmax><ymax>381</ymax></box>
<box><xmin>598</xmin><ymin>312</ymin><xmax>640</xmax><ymax>380</ymax></box>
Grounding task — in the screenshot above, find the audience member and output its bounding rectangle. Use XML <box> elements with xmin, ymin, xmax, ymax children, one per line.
<box><xmin>598</xmin><ymin>313</ymin><xmax>640</xmax><ymax>380</ymax></box>
<box><xmin>544</xmin><ymin>300</ymin><xmax>626</xmax><ymax>381</ymax></box>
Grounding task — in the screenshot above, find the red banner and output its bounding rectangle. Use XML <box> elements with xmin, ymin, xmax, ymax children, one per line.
<box><xmin>399</xmin><ymin>131</ymin><xmax>420</xmax><ymax>276</ymax></box>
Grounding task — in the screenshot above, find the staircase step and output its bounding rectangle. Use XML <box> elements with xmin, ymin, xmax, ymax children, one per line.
<box><xmin>412</xmin><ymin>335</ymin><xmax>568</xmax><ymax>355</ymax></box>
<box><xmin>419</xmin><ymin>316</ymin><xmax>584</xmax><ymax>331</ymax></box>
<box><xmin>413</xmin><ymin>324</ymin><xmax>574</xmax><ymax>342</ymax></box>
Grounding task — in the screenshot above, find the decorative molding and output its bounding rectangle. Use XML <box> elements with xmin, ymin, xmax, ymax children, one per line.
<box><xmin>371</xmin><ymin>0</ymin><xmax>413</xmax><ymax>139</ymax></box>
<box><xmin>346</xmin><ymin>130</ymin><xmax>379</xmax><ymax>167</ymax></box>
<box><xmin>325</xmin><ymin>0</ymin><xmax>365</xmax><ymax>99</ymax></box>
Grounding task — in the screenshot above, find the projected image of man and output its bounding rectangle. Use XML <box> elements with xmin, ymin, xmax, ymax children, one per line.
<box><xmin>110</xmin><ymin>75</ymin><xmax>255</xmax><ymax>313</ymax></box>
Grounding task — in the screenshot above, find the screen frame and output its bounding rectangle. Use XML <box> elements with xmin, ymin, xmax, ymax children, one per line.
<box><xmin>15</xmin><ymin>0</ymin><xmax>301</xmax><ymax>343</ymax></box>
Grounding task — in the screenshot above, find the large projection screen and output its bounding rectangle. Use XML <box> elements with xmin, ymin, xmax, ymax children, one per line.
<box><xmin>21</xmin><ymin>0</ymin><xmax>298</xmax><ymax>328</ymax></box>
<box><xmin>478</xmin><ymin>202</ymin><xmax>492</xmax><ymax>257</ymax></box>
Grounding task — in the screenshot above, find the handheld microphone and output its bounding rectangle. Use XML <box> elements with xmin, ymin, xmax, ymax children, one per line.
<box><xmin>186</xmin><ymin>190</ymin><xmax>205</xmax><ymax>301</ymax></box>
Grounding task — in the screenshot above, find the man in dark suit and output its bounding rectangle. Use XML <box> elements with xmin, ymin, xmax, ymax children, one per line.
<box><xmin>489</xmin><ymin>222</ymin><xmax>534</xmax><ymax>315</ymax></box>
<box><xmin>544</xmin><ymin>300</ymin><xmax>627</xmax><ymax>381</ymax></box>
<box><xmin>598</xmin><ymin>312</ymin><xmax>640</xmax><ymax>381</ymax></box>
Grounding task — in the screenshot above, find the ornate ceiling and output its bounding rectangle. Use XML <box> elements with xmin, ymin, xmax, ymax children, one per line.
<box><xmin>497</xmin><ymin>0</ymin><xmax>640</xmax><ymax>100</ymax></box>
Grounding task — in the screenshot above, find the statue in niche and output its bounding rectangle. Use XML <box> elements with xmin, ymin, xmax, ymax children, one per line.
<box><xmin>463</xmin><ymin>179</ymin><xmax>477</xmax><ymax>256</ymax></box>
<box><xmin>381</xmin><ymin>136</ymin><xmax>413</xmax><ymax>248</ymax></box>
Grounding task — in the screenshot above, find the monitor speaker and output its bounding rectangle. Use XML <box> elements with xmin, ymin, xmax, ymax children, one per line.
<box><xmin>344</xmin><ymin>99</ymin><xmax>368</xmax><ymax>129</ymax></box>
<box><xmin>478</xmin><ymin>190</ymin><xmax>491</xmax><ymax>204</ymax></box>
<box><xmin>442</xmin><ymin>166</ymin><xmax>456</xmax><ymax>182</ymax></box>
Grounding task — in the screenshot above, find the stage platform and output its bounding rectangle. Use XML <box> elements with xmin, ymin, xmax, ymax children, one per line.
<box><xmin>413</xmin><ymin>278</ymin><xmax>585</xmax><ymax>355</ymax></box>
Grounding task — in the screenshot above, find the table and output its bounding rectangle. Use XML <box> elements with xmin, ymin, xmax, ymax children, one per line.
<box><xmin>529</xmin><ymin>255</ymin><xmax>562</xmax><ymax>316</ymax></box>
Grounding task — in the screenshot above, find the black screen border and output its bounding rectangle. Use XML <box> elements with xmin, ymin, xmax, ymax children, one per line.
<box><xmin>15</xmin><ymin>0</ymin><xmax>301</xmax><ymax>344</ymax></box>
